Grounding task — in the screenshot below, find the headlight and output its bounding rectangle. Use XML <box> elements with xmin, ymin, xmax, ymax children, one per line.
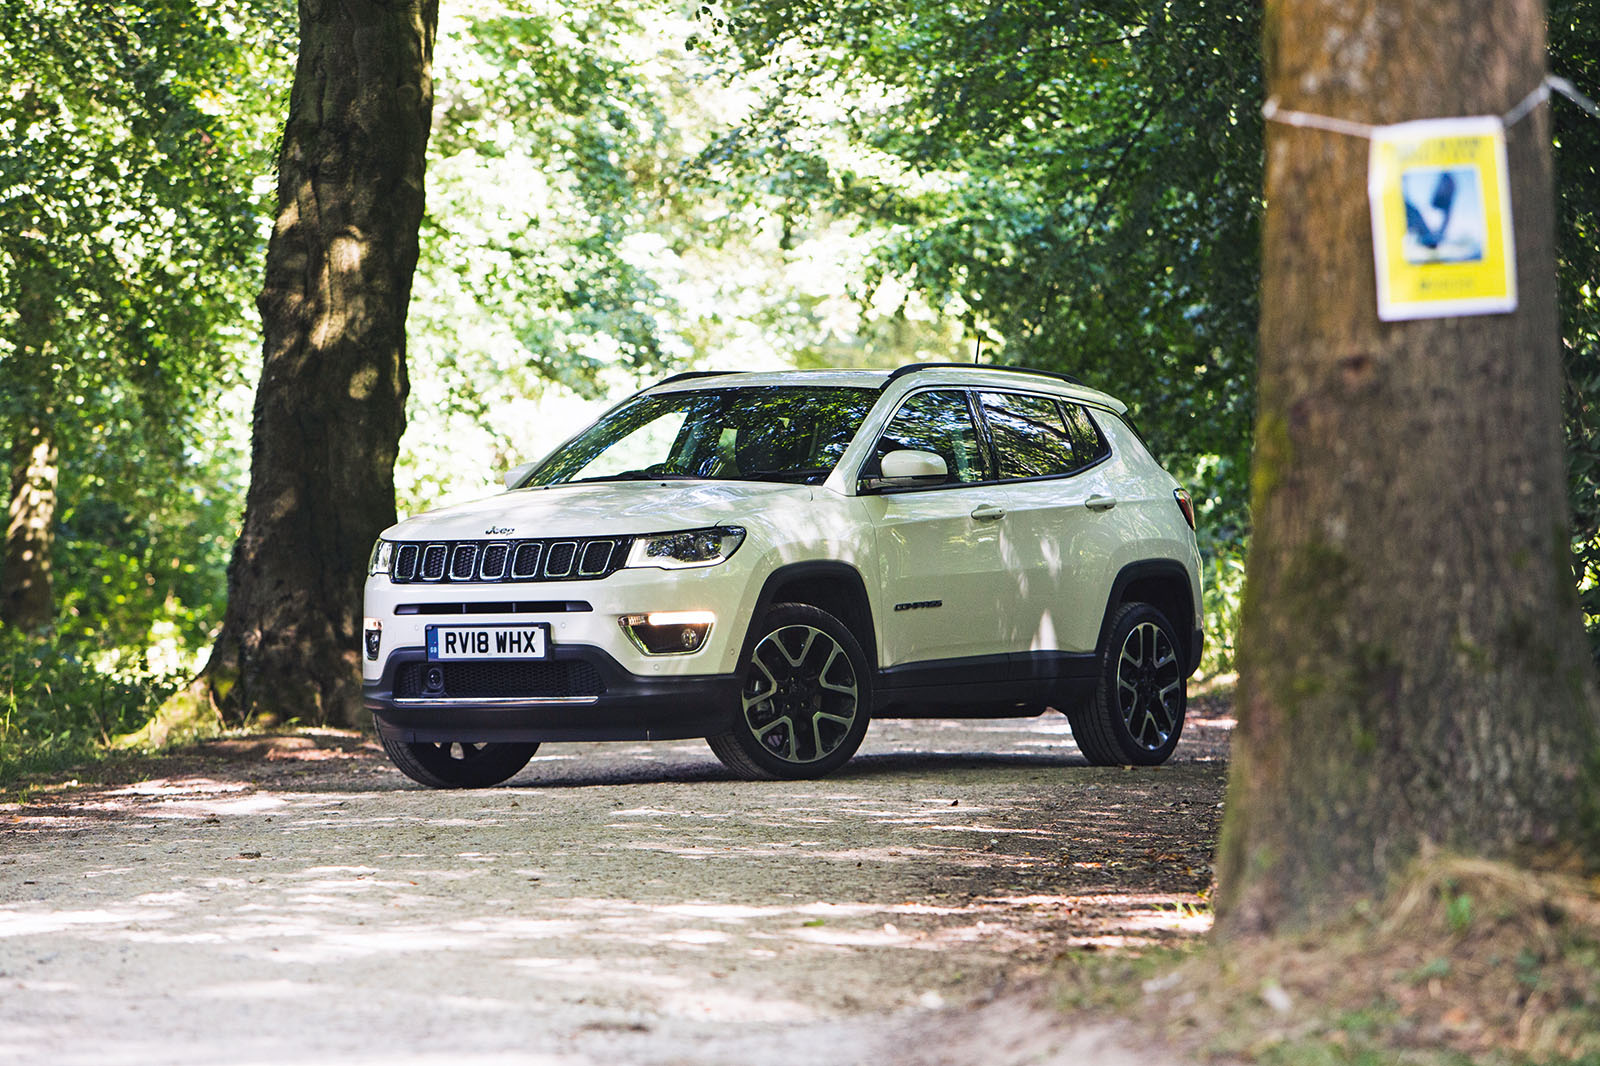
<box><xmin>625</xmin><ymin>526</ymin><xmax>745</xmax><ymax>569</ymax></box>
<box><xmin>368</xmin><ymin>539</ymin><xmax>394</xmax><ymax>575</ymax></box>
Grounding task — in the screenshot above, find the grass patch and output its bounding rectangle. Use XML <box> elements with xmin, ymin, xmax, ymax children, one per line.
<box><xmin>1047</xmin><ymin>855</ymin><xmax>1600</xmax><ymax>1064</ymax></box>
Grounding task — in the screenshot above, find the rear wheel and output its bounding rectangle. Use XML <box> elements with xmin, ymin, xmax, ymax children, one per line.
<box><xmin>1067</xmin><ymin>602</ymin><xmax>1186</xmax><ymax>766</ymax></box>
<box><xmin>379</xmin><ymin>733</ymin><xmax>539</xmax><ymax>789</ymax></box>
<box><xmin>707</xmin><ymin>602</ymin><xmax>871</xmax><ymax>780</ymax></box>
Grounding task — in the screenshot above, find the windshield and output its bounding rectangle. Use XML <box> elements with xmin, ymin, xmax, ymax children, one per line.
<box><xmin>522</xmin><ymin>385</ymin><xmax>881</xmax><ymax>487</ymax></box>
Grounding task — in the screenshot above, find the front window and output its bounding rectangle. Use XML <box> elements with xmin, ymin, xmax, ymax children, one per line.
<box><xmin>523</xmin><ymin>385</ymin><xmax>880</xmax><ymax>487</ymax></box>
<box><xmin>873</xmin><ymin>389</ymin><xmax>988</xmax><ymax>484</ymax></box>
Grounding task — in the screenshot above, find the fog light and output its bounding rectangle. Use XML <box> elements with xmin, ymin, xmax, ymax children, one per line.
<box><xmin>619</xmin><ymin>610</ymin><xmax>715</xmax><ymax>655</ymax></box>
<box><xmin>363</xmin><ymin>618</ymin><xmax>382</xmax><ymax>661</ymax></box>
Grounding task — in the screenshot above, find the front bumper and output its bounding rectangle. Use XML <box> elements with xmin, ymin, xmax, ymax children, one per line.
<box><xmin>365</xmin><ymin>645</ymin><xmax>740</xmax><ymax>744</ymax></box>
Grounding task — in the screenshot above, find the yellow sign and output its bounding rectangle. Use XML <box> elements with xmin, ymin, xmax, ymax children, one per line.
<box><xmin>1368</xmin><ymin>115</ymin><xmax>1516</xmax><ymax>321</ymax></box>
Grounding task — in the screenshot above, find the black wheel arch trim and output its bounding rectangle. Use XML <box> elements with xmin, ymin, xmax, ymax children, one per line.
<box><xmin>742</xmin><ymin>560</ymin><xmax>879</xmax><ymax>673</ymax></box>
<box><xmin>1096</xmin><ymin>559</ymin><xmax>1203</xmax><ymax>677</ymax></box>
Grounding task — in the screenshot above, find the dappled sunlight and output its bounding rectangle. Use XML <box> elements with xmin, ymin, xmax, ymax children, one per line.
<box><xmin>104</xmin><ymin>777</ymin><xmax>251</xmax><ymax>797</ymax></box>
<box><xmin>2</xmin><ymin>716</ymin><xmax>1227</xmax><ymax>1063</ymax></box>
<box><xmin>0</xmin><ymin>907</ymin><xmax>173</xmax><ymax>937</ymax></box>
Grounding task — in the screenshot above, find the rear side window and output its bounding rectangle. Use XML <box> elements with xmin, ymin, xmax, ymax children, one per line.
<box><xmin>980</xmin><ymin>391</ymin><xmax>1080</xmax><ymax>480</ymax></box>
<box><xmin>1063</xmin><ymin>404</ymin><xmax>1112</xmax><ymax>465</ymax></box>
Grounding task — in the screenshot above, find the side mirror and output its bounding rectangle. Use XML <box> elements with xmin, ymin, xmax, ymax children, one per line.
<box><xmin>503</xmin><ymin>461</ymin><xmax>536</xmax><ymax>489</ymax></box>
<box><xmin>860</xmin><ymin>449</ymin><xmax>948</xmax><ymax>492</ymax></box>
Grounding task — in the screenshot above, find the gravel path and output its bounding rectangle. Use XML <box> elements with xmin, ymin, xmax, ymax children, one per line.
<box><xmin>1</xmin><ymin>707</ymin><xmax>1231</xmax><ymax>1065</ymax></box>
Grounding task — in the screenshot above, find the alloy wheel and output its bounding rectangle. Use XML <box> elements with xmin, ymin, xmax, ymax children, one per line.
<box><xmin>1115</xmin><ymin>620</ymin><xmax>1182</xmax><ymax>752</ymax></box>
<box><xmin>741</xmin><ymin>624</ymin><xmax>860</xmax><ymax>765</ymax></box>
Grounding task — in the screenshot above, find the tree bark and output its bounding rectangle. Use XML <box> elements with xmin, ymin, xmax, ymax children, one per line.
<box><xmin>189</xmin><ymin>0</ymin><xmax>437</xmax><ymax>727</ymax></box>
<box><xmin>1215</xmin><ymin>0</ymin><xmax>1600</xmax><ymax>936</ymax></box>
<box><xmin>1</xmin><ymin>420</ymin><xmax>57</xmax><ymax>631</ymax></box>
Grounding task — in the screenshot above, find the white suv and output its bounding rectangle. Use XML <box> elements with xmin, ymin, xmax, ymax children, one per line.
<box><xmin>363</xmin><ymin>364</ymin><xmax>1203</xmax><ymax>787</ymax></box>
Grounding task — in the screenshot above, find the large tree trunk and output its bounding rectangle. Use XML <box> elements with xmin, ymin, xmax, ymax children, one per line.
<box><xmin>1</xmin><ymin>419</ymin><xmax>57</xmax><ymax>631</ymax></box>
<box><xmin>1215</xmin><ymin>0</ymin><xmax>1600</xmax><ymax>936</ymax></box>
<box><xmin>187</xmin><ymin>0</ymin><xmax>437</xmax><ymax>728</ymax></box>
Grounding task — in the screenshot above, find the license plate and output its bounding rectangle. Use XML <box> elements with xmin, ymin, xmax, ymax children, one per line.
<box><xmin>426</xmin><ymin>624</ymin><xmax>549</xmax><ymax>661</ymax></box>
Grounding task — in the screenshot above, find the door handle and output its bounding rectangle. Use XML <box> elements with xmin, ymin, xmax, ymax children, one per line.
<box><xmin>1084</xmin><ymin>495</ymin><xmax>1118</xmax><ymax>512</ymax></box>
<box><xmin>970</xmin><ymin>504</ymin><xmax>1006</xmax><ymax>521</ymax></box>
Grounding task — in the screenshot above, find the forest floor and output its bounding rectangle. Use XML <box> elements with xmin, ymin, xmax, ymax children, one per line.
<box><xmin>0</xmin><ymin>697</ymin><xmax>1235</xmax><ymax>1065</ymax></box>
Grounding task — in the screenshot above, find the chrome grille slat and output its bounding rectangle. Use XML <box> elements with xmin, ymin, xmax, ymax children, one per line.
<box><xmin>479</xmin><ymin>543</ymin><xmax>510</xmax><ymax>580</ymax></box>
<box><xmin>450</xmin><ymin>544</ymin><xmax>479</xmax><ymax>579</ymax></box>
<box><xmin>513</xmin><ymin>542</ymin><xmax>542</xmax><ymax>577</ymax></box>
<box><xmin>545</xmin><ymin>541</ymin><xmax>578</xmax><ymax>578</ymax></box>
<box><xmin>578</xmin><ymin>540</ymin><xmax>614</xmax><ymax>575</ymax></box>
<box><xmin>388</xmin><ymin>537</ymin><xmax>631</xmax><ymax>584</ymax></box>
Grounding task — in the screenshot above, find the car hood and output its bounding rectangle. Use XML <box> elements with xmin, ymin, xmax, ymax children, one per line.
<box><xmin>385</xmin><ymin>481</ymin><xmax>814</xmax><ymax>541</ymax></box>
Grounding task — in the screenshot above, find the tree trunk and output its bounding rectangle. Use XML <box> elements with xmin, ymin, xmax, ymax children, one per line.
<box><xmin>1</xmin><ymin>420</ymin><xmax>57</xmax><ymax>631</ymax></box>
<box><xmin>188</xmin><ymin>0</ymin><xmax>437</xmax><ymax>727</ymax></box>
<box><xmin>1215</xmin><ymin>0</ymin><xmax>1600</xmax><ymax>936</ymax></box>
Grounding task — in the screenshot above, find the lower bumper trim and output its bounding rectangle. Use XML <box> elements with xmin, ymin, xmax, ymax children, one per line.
<box><xmin>365</xmin><ymin>645</ymin><xmax>739</xmax><ymax>743</ymax></box>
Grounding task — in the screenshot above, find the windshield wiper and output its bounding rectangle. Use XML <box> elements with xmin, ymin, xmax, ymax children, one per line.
<box><xmin>565</xmin><ymin>470</ymin><xmax>701</xmax><ymax>484</ymax></box>
<box><xmin>744</xmin><ymin>467</ymin><xmax>834</xmax><ymax>484</ymax></box>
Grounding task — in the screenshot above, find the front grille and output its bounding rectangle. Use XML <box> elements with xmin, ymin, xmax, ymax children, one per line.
<box><xmin>390</xmin><ymin>536</ymin><xmax>632</xmax><ymax>583</ymax></box>
<box><xmin>395</xmin><ymin>660</ymin><xmax>606</xmax><ymax>699</ymax></box>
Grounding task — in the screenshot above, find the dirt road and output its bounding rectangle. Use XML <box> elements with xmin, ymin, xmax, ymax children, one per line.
<box><xmin>1</xmin><ymin>706</ymin><xmax>1230</xmax><ymax>1065</ymax></box>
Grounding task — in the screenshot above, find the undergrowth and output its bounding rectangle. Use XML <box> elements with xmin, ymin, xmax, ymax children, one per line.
<box><xmin>1051</xmin><ymin>855</ymin><xmax>1600</xmax><ymax>1065</ymax></box>
<box><xmin>0</xmin><ymin>630</ymin><xmax>184</xmax><ymax>791</ymax></box>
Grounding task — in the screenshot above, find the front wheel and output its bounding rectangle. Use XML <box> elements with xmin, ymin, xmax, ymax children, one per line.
<box><xmin>379</xmin><ymin>733</ymin><xmax>539</xmax><ymax>789</ymax></box>
<box><xmin>707</xmin><ymin>602</ymin><xmax>871</xmax><ymax>780</ymax></box>
<box><xmin>1067</xmin><ymin>602</ymin><xmax>1186</xmax><ymax>766</ymax></box>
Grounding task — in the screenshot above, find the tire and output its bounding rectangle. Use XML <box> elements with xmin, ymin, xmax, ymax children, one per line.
<box><xmin>379</xmin><ymin>733</ymin><xmax>539</xmax><ymax>789</ymax></box>
<box><xmin>1067</xmin><ymin>602</ymin><xmax>1186</xmax><ymax>766</ymax></box>
<box><xmin>707</xmin><ymin>602</ymin><xmax>871</xmax><ymax>780</ymax></box>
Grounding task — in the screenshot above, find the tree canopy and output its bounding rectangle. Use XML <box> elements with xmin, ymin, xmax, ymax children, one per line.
<box><xmin>1</xmin><ymin>0</ymin><xmax>1597</xmax><ymax>762</ymax></box>
<box><xmin>0</xmin><ymin>0</ymin><xmax>290</xmax><ymax>646</ymax></box>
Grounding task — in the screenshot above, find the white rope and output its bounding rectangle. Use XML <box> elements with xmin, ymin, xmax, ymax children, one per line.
<box><xmin>1262</xmin><ymin>74</ymin><xmax>1600</xmax><ymax>138</ymax></box>
<box><xmin>1500</xmin><ymin>80</ymin><xmax>1550</xmax><ymax>127</ymax></box>
<box><xmin>1548</xmin><ymin>75</ymin><xmax>1600</xmax><ymax>120</ymax></box>
<box><xmin>1260</xmin><ymin>97</ymin><xmax>1374</xmax><ymax>138</ymax></box>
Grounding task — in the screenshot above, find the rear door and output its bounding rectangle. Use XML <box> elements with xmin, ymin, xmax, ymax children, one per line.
<box><xmin>974</xmin><ymin>390</ymin><xmax>1120</xmax><ymax>656</ymax></box>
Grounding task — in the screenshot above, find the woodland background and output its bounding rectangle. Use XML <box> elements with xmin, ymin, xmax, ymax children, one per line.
<box><xmin>0</xmin><ymin>0</ymin><xmax>1595</xmax><ymax>776</ymax></box>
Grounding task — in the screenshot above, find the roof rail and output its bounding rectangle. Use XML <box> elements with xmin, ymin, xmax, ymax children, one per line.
<box><xmin>653</xmin><ymin>370</ymin><xmax>735</xmax><ymax>387</ymax></box>
<box><xmin>881</xmin><ymin>362</ymin><xmax>1086</xmax><ymax>388</ymax></box>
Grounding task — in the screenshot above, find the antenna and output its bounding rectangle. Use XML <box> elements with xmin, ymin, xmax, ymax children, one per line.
<box><xmin>973</xmin><ymin>338</ymin><xmax>982</xmax><ymax>365</ymax></box>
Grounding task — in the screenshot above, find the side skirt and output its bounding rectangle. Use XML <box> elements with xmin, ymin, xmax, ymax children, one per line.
<box><xmin>873</xmin><ymin>651</ymin><xmax>1098</xmax><ymax>718</ymax></box>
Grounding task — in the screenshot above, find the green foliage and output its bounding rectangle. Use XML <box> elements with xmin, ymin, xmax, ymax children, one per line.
<box><xmin>419</xmin><ymin>1</ymin><xmax>683</xmax><ymax>398</ymax></box>
<box><xmin>0</xmin><ymin>627</ymin><xmax>183</xmax><ymax>787</ymax></box>
<box><xmin>0</xmin><ymin>0</ymin><xmax>289</xmax><ymax>645</ymax></box>
<box><xmin>700</xmin><ymin>0</ymin><xmax>1262</xmax><ymax>443</ymax></box>
<box><xmin>401</xmin><ymin>0</ymin><xmax>713</xmax><ymax>508</ymax></box>
<box><xmin>1551</xmin><ymin>1</ymin><xmax>1600</xmax><ymax>663</ymax></box>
